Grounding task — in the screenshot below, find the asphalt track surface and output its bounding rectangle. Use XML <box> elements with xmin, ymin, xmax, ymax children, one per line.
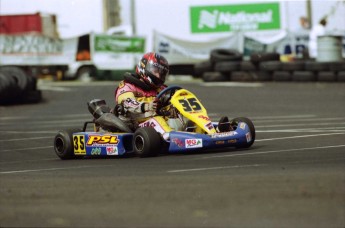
<box><xmin>0</xmin><ymin>79</ymin><xmax>344</xmax><ymax>228</ymax></box>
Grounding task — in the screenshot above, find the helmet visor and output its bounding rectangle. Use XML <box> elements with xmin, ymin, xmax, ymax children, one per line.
<box><xmin>146</xmin><ymin>61</ymin><xmax>169</xmax><ymax>84</ymax></box>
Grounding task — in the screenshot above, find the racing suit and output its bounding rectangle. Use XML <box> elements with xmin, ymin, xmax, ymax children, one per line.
<box><xmin>115</xmin><ymin>73</ymin><xmax>166</xmax><ymax>129</ymax></box>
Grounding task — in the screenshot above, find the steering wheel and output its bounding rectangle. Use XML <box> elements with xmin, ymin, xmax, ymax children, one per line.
<box><xmin>156</xmin><ymin>85</ymin><xmax>182</xmax><ymax>112</ymax></box>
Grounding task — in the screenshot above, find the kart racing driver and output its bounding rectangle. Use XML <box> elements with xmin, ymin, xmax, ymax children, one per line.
<box><xmin>114</xmin><ymin>52</ymin><xmax>169</xmax><ymax>130</ymax></box>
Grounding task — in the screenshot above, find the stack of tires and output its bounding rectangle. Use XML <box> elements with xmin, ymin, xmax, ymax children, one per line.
<box><xmin>0</xmin><ymin>66</ymin><xmax>42</xmax><ymax>105</ymax></box>
<box><xmin>194</xmin><ymin>48</ymin><xmax>345</xmax><ymax>82</ymax></box>
<box><xmin>270</xmin><ymin>61</ymin><xmax>345</xmax><ymax>82</ymax></box>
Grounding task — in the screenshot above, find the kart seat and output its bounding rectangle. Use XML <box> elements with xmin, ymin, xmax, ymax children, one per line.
<box><xmin>87</xmin><ymin>99</ymin><xmax>132</xmax><ymax>133</ymax></box>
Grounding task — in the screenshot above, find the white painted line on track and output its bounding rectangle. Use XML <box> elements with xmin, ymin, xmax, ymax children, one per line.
<box><xmin>0</xmin><ymin>131</ymin><xmax>56</xmax><ymax>134</ymax></box>
<box><xmin>257</xmin><ymin>127</ymin><xmax>345</xmax><ymax>133</ymax></box>
<box><xmin>0</xmin><ymin>164</ymin><xmax>114</xmax><ymax>175</ymax></box>
<box><xmin>0</xmin><ymin>118</ymin><xmax>90</xmax><ymax>126</ymax></box>
<box><xmin>202</xmin><ymin>145</ymin><xmax>345</xmax><ymax>159</ymax></box>
<box><xmin>254</xmin><ymin>117</ymin><xmax>345</xmax><ymax>123</ymax></box>
<box><xmin>201</xmin><ymin>82</ymin><xmax>264</xmax><ymax>87</ymax></box>
<box><xmin>1</xmin><ymin>146</ymin><xmax>53</xmax><ymax>152</ymax></box>
<box><xmin>0</xmin><ymin>136</ymin><xmax>52</xmax><ymax>142</ymax></box>
<box><xmin>255</xmin><ymin>122</ymin><xmax>345</xmax><ymax>128</ymax></box>
<box><xmin>0</xmin><ymin>158</ymin><xmax>57</xmax><ymax>164</ymax></box>
<box><xmin>257</xmin><ymin>130</ymin><xmax>345</xmax><ymax>133</ymax></box>
<box><xmin>252</xmin><ymin>114</ymin><xmax>316</xmax><ymax>120</ymax></box>
<box><xmin>168</xmin><ymin>164</ymin><xmax>265</xmax><ymax>173</ymax></box>
<box><xmin>168</xmin><ymin>158</ymin><xmax>345</xmax><ymax>173</ymax></box>
<box><xmin>256</xmin><ymin>132</ymin><xmax>345</xmax><ymax>142</ymax></box>
<box><xmin>0</xmin><ymin>113</ymin><xmax>90</xmax><ymax>121</ymax></box>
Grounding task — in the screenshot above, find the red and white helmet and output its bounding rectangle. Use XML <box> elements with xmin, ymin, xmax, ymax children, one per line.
<box><xmin>136</xmin><ymin>52</ymin><xmax>169</xmax><ymax>88</ymax></box>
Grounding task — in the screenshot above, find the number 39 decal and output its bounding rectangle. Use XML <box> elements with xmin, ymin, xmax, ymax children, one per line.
<box><xmin>178</xmin><ymin>98</ymin><xmax>202</xmax><ymax>112</ymax></box>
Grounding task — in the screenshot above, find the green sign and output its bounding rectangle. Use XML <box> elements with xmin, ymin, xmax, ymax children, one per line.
<box><xmin>190</xmin><ymin>2</ymin><xmax>281</xmax><ymax>33</ymax></box>
<box><xmin>94</xmin><ymin>35</ymin><xmax>145</xmax><ymax>53</ymax></box>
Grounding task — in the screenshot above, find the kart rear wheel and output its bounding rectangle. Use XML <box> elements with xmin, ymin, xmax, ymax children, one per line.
<box><xmin>232</xmin><ymin>117</ymin><xmax>256</xmax><ymax>148</ymax></box>
<box><xmin>133</xmin><ymin>127</ymin><xmax>161</xmax><ymax>158</ymax></box>
<box><xmin>54</xmin><ymin>128</ymin><xmax>82</xmax><ymax>160</ymax></box>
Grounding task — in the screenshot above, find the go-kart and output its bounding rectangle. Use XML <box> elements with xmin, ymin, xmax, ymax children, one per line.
<box><xmin>54</xmin><ymin>85</ymin><xmax>255</xmax><ymax>159</ymax></box>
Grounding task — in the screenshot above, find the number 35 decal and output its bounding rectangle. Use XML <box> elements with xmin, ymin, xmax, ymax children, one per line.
<box><xmin>179</xmin><ymin>98</ymin><xmax>202</xmax><ymax>112</ymax></box>
<box><xmin>73</xmin><ymin>135</ymin><xmax>86</xmax><ymax>155</ymax></box>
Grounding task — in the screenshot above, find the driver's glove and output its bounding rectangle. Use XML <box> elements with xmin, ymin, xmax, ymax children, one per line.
<box><xmin>141</xmin><ymin>100</ymin><xmax>157</xmax><ymax>117</ymax></box>
<box><xmin>142</xmin><ymin>100</ymin><xmax>157</xmax><ymax>112</ymax></box>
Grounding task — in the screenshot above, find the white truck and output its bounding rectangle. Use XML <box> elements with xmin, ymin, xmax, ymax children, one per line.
<box><xmin>0</xmin><ymin>32</ymin><xmax>145</xmax><ymax>80</ymax></box>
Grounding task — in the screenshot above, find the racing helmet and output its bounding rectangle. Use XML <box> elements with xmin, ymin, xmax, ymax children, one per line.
<box><xmin>136</xmin><ymin>52</ymin><xmax>169</xmax><ymax>88</ymax></box>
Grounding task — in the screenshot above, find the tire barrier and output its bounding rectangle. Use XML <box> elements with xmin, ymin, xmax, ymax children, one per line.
<box><xmin>194</xmin><ymin>49</ymin><xmax>345</xmax><ymax>82</ymax></box>
<box><xmin>0</xmin><ymin>66</ymin><xmax>42</xmax><ymax>105</ymax></box>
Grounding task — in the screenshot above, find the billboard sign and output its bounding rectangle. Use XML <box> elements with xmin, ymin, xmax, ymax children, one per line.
<box><xmin>190</xmin><ymin>2</ymin><xmax>281</xmax><ymax>33</ymax></box>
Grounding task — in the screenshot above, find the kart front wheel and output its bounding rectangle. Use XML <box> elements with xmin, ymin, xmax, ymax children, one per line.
<box><xmin>232</xmin><ymin>117</ymin><xmax>255</xmax><ymax>148</ymax></box>
<box><xmin>54</xmin><ymin>128</ymin><xmax>82</xmax><ymax>160</ymax></box>
<box><xmin>133</xmin><ymin>127</ymin><xmax>161</xmax><ymax>158</ymax></box>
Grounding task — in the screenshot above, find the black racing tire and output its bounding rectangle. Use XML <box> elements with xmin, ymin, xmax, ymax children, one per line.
<box><xmin>210</xmin><ymin>49</ymin><xmax>242</xmax><ymax>63</ymax></box>
<box><xmin>273</xmin><ymin>71</ymin><xmax>292</xmax><ymax>81</ymax></box>
<box><xmin>230</xmin><ymin>71</ymin><xmax>255</xmax><ymax>82</ymax></box>
<box><xmin>317</xmin><ymin>71</ymin><xmax>336</xmax><ymax>82</ymax></box>
<box><xmin>337</xmin><ymin>71</ymin><xmax>345</xmax><ymax>82</ymax></box>
<box><xmin>214</xmin><ymin>61</ymin><xmax>240</xmax><ymax>73</ymax></box>
<box><xmin>329</xmin><ymin>62</ymin><xmax>345</xmax><ymax>71</ymax></box>
<box><xmin>54</xmin><ymin>128</ymin><xmax>82</xmax><ymax>160</ymax></box>
<box><xmin>305</xmin><ymin>61</ymin><xmax>329</xmax><ymax>71</ymax></box>
<box><xmin>259</xmin><ymin>61</ymin><xmax>282</xmax><ymax>71</ymax></box>
<box><xmin>23</xmin><ymin>90</ymin><xmax>42</xmax><ymax>103</ymax></box>
<box><xmin>193</xmin><ymin>60</ymin><xmax>213</xmax><ymax>78</ymax></box>
<box><xmin>0</xmin><ymin>66</ymin><xmax>29</xmax><ymax>92</ymax></box>
<box><xmin>240</xmin><ymin>61</ymin><xmax>257</xmax><ymax>71</ymax></box>
<box><xmin>250</xmin><ymin>52</ymin><xmax>280</xmax><ymax>64</ymax></box>
<box><xmin>256</xmin><ymin>71</ymin><xmax>272</xmax><ymax>81</ymax></box>
<box><xmin>133</xmin><ymin>127</ymin><xmax>161</xmax><ymax>157</ymax></box>
<box><xmin>0</xmin><ymin>72</ymin><xmax>22</xmax><ymax>104</ymax></box>
<box><xmin>231</xmin><ymin>117</ymin><xmax>255</xmax><ymax>148</ymax></box>
<box><xmin>26</xmin><ymin>75</ymin><xmax>38</xmax><ymax>91</ymax></box>
<box><xmin>202</xmin><ymin>72</ymin><xmax>229</xmax><ymax>82</ymax></box>
<box><xmin>281</xmin><ymin>62</ymin><xmax>305</xmax><ymax>71</ymax></box>
<box><xmin>292</xmin><ymin>71</ymin><xmax>316</xmax><ymax>82</ymax></box>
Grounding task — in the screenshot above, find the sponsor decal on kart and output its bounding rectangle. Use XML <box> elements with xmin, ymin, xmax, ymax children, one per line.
<box><xmin>246</xmin><ymin>132</ymin><xmax>252</xmax><ymax>142</ymax></box>
<box><xmin>198</xmin><ymin>115</ymin><xmax>210</xmax><ymax>121</ymax></box>
<box><xmin>87</xmin><ymin>135</ymin><xmax>119</xmax><ymax>146</ymax></box>
<box><xmin>73</xmin><ymin>135</ymin><xmax>86</xmax><ymax>155</ymax></box>
<box><xmin>216</xmin><ymin>140</ymin><xmax>225</xmax><ymax>145</ymax></box>
<box><xmin>205</xmin><ymin>121</ymin><xmax>215</xmax><ymax>131</ymax></box>
<box><xmin>91</xmin><ymin>147</ymin><xmax>102</xmax><ymax>155</ymax></box>
<box><xmin>106</xmin><ymin>146</ymin><xmax>118</xmax><ymax>155</ymax></box>
<box><xmin>211</xmin><ymin>131</ymin><xmax>238</xmax><ymax>138</ymax></box>
<box><xmin>172</xmin><ymin>138</ymin><xmax>184</xmax><ymax>148</ymax></box>
<box><xmin>185</xmin><ymin>138</ymin><xmax>203</xmax><ymax>148</ymax></box>
<box><xmin>239</xmin><ymin>122</ymin><xmax>246</xmax><ymax>130</ymax></box>
<box><xmin>139</xmin><ymin>118</ymin><xmax>166</xmax><ymax>135</ymax></box>
<box><xmin>139</xmin><ymin>120</ymin><xmax>157</xmax><ymax>128</ymax></box>
<box><xmin>228</xmin><ymin>139</ymin><xmax>237</xmax><ymax>144</ymax></box>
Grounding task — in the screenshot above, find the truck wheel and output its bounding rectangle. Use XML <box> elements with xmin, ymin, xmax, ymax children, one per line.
<box><xmin>54</xmin><ymin>128</ymin><xmax>82</xmax><ymax>160</ymax></box>
<box><xmin>232</xmin><ymin>117</ymin><xmax>255</xmax><ymax>148</ymax></box>
<box><xmin>77</xmin><ymin>66</ymin><xmax>96</xmax><ymax>81</ymax></box>
<box><xmin>133</xmin><ymin>127</ymin><xmax>161</xmax><ymax>157</ymax></box>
